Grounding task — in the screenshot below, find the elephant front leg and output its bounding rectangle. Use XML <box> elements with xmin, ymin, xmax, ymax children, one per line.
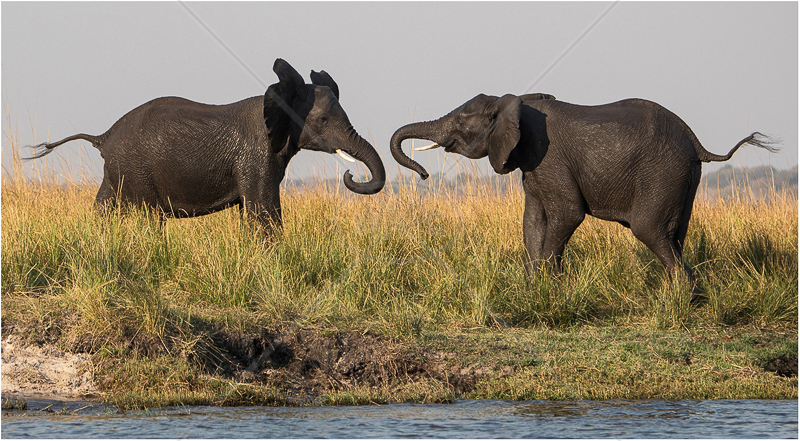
<box><xmin>522</xmin><ymin>195</ymin><xmax>547</xmax><ymax>276</ymax></box>
<box><xmin>253</xmin><ymin>201</ymin><xmax>282</xmax><ymax>232</ymax></box>
<box><xmin>539</xmin><ymin>206</ymin><xmax>585</xmax><ymax>275</ymax></box>
<box><xmin>241</xmin><ymin>185</ymin><xmax>282</xmax><ymax>235</ymax></box>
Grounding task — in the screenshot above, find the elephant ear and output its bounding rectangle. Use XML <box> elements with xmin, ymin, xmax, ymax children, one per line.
<box><xmin>518</xmin><ymin>93</ymin><xmax>556</xmax><ymax>102</ymax></box>
<box><xmin>310</xmin><ymin>70</ymin><xmax>340</xmax><ymax>100</ymax></box>
<box><xmin>264</xmin><ymin>59</ymin><xmax>305</xmax><ymax>153</ymax></box>
<box><xmin>487</xmin><ymin>94</ymin><xmax>523</xmax><ymax>174</ymax></box>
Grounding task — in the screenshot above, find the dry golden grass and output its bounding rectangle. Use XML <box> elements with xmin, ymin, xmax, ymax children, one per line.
<box><xmin>3</xmin><ymin>153</ymin><xmax>796</xmax><ymax>338</ymax></box>
<box><xmin>2</xmin><ymin>138</ymin><xmax>796</xmax><ymax>407</ymax></box>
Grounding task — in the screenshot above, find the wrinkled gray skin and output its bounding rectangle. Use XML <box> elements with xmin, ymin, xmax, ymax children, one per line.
<box><xmin>391</xmin><ymin>93</ymin><xmax>777</xmax><ymax>296</ymax></box>
<box><xmin>28</xmin><ymin>59</ymin><xmax>386</xmax><ymax>231</ymax></box>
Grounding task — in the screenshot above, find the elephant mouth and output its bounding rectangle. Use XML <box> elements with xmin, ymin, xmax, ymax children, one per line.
<box><xmin>442</xmin><ymin>140</ymin><xmax>457</xmax><ymax>152</ymax></box>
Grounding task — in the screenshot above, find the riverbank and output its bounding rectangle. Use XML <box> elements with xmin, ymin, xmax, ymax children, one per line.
<box><xmin>2</xmin><ymin>169</ymin><xmax>797</xmax><ymax>409</ymax></box>
<box><xmin>2</xmin><ymin>322</ymin><xmax>796</xmax><ymax>409</ymax></box>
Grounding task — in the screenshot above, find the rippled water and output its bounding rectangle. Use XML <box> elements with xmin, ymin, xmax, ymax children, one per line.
<box><xmin>2</xmin><ymin>399</ymin><xmax>797</xmax><ymax>438</ymax></box>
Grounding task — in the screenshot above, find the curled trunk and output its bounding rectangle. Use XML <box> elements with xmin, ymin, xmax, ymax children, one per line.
<box><xmin>340</xmin><ymin>129</ymin><xmax>386</xmax><ymax>194</ymax></box>
<box><xmin>390</xmin><ymin>120</ymin><xmax>446</xmax><ymax>180</ymax></box>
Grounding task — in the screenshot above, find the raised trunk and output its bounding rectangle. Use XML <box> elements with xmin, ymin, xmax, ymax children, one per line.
<box><xmin>390</xmin><ymin>120</ymin><xmax>445</xmax><ymax>180</ymax></box>
<box><xmin>340</xmin><ymin>130</ymin><xmax>386</xmax><ymax>195</ymax></box>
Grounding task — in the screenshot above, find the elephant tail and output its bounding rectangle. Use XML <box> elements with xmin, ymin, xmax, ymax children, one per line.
<box><xmin>695</xmin><ymin>132</ymin><xmax>780</xmax><ymax>163</ymax></box>
<box><xmin>24</xmin><ymin>133</ymin><xmax>106</xmax><ymax>160</ymax></box>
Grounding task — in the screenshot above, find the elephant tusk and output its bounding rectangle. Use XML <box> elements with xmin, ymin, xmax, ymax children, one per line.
<box><xmin>414</xmin><ymin>142</ymin><xmax>440</xmax><ymax>151</ymax></box>
<box><xmin>335</xmin><ymin>149</ymin><xmax>357</xmax><ymax>163</ymax></box>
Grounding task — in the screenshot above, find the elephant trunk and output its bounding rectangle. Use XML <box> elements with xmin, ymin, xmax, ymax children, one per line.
<box><xmin>341</xmin><ymin>128</ymin><xmax>386</xmax><ymax>195</ymax></box>
<box><xmin>389</xmin><ymin>120</ymin><xmax>446</xmax><ymax>180</ymax></box>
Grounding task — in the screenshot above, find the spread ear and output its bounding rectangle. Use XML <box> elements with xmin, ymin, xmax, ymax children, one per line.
<box><xmin>487</xmin><ymin>94</ymin><xmax>522</xmax><ymax>174</ymax></box>
<box><xmin>264</xmin><ymin>59</ymin><xmax>305</xmax><ymax>152</ymax></box>
<box><xmin>310</xmin><ymin>70</ymin><xmax>340</xmax><ymax>100</ymax></box>
<box><xmin>273</xmin><ymin>58</ymin><xmax>304</xmax><ymax>89</ymax></box>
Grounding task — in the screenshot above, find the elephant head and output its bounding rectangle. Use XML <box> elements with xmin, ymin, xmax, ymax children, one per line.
<box><xmin>265</xmin><ymin>59</ymin><xmax>385</xmax><ymax>194</ymax></box>
<box><xmin>390</xmin><ymin>93</ymin><xmax>525</xmax><ymax>179</ymax></box>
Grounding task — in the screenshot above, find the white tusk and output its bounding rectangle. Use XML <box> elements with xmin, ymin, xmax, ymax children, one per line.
<box><xmin>335</xmin><ymin>149</ymin><xmax>356</xmax><ymax>163</ymax></box>
<box><xmin>414</xmin><ymin>143</ymin><xmax>440</xmax><ymax>151</ymax></box>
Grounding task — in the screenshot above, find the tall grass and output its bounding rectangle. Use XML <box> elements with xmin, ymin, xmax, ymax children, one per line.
<box><xmin>2</xmin><ymin>140</ymin><xmax>797</xmax><ymax>357</ymax></box>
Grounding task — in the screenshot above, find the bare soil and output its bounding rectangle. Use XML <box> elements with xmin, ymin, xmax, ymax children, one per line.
<box><xmin>1</xmin><ymin>334</ymin><xmax>99</xmax><ymax>400</ymax></box>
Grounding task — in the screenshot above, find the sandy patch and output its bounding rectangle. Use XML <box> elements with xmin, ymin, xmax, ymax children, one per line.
<box><xmin>1</xmin><ymin>335</ymin><xmax>98</xmax><ymax>399</ymax></box>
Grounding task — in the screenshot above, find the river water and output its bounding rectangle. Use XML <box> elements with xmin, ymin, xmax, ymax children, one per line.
<box><xmin>2</xmin><ymin>398</ymin><xmax>797</xmax><ymax>438</ymax></box>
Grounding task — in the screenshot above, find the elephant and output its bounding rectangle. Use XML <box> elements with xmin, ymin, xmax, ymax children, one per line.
<box><xmin>391</xmin><ymin>93</ymin><xmax>778</xmax><ymax>296</ymax></box>
<box><xmin>27</xmin><ymin>58</ymin><xmax>386</xmax><ymax>231</ymax></box>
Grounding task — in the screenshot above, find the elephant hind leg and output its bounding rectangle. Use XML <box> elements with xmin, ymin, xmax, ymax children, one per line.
<box><xmin>634</xmin><ymin>227</ymin><xmax>683</xmax><ymax>276</ymax></box>
<box><xmin>631</xmin><ymin>215</ymin><xmax>701</xmax><ymax>301</ymax></box>
<box><xmin>674</xmin><ymin>169</ymin><xmax>703</xmax><ymax>299</ymax></box>
<box><xmin>241</xmin><ymin>192</ymin><xmax>282</xmax><ymax>235</ymax></box>
<box><xmin>631</xmin><ymin>162</ymin><xmax>702</xmax><ymax>299</ymax></box>
<box><xmin>674</xmin><ymin>165</ymin><xmax>701</xmax><ymax>252</ymax></box>
<box><xmin>94</xmin><ymin>176</ymin><xmax>118</xmax><ymax>214</ymax></box>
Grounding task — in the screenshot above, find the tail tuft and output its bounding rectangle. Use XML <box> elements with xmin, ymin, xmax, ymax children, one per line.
<box><xmin>23</xmin><ymin>142</ymin><xmax>56</xmax><ymax>161</ymax></box>
<box><xmin>21</xmin><ymin>133</ymin><xmax>104</xmax><ymax>161</ymax></box>
<box><xmin>745</xmin><ymin>132</ymin><xmax>781</xmax><ymax>154</ymax></box>
<box><xmin>697</xmin><ymin>131</ymin><xmax>782</xmax><ymax>163</ymax></box>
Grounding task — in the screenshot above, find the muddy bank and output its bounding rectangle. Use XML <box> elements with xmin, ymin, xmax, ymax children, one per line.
<box><xmin>765</xmin><ymin>356</ymin><xmax>798</xmax><ymax>378</ymax></box>
<box><xmin>2</xmin><ymin>326</ymin><xmax>796</xmax><ymax>406</ymax></box>
<box><xmin>196</xmin><ymin>327</ymin><xmax>514</xmax><ymax>398</ymax></box>
<box><xmin>2</xmin><ymin>327</ymin><xmax>516</xmax><ymax>404</ymax></box>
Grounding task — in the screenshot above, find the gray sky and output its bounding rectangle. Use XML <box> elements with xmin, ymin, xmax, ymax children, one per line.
<box><xmin>2</xmin><ymin>1</ymin><xmax>797</xmax><ymax>184</ymax></box>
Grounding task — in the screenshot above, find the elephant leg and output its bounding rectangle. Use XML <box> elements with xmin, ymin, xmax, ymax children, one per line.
<box><xmin>260</xmin><ymin>202</ymin><xmax>282</xmax><ymax>230</ymax></box>
<box><xmin>631</xmin><ymin>219</ymin><xmax>685</xmax><ymax>281</ymax></box>
<box><xmin>94</xmin><ymin>176</ymin><xmax>117</xmax><ymax>214</ymax></box>
<box><xmin>522</xmin><ymin>194</ymin><xmax>547</xmax><ymax>275</ymax></box>
<box><xmin>244</xmin><ymin>199</ymin><xmax>281</xmax><ymax>233</ymax></box>
<box><xmin>540</xmin><ymin>208</ymin><xmax>585</xmax><ymax>274</ymax></box>
<box><xmin>634</xmin><ymin>172</ymin><xmax>702</xmax><ymax>300</ymax></box>
<box><xmin>241</xmin><ymin>184</ymin><xmax>282</xmax><ymax>234</ymax></box>
<box><xmin>635</xmin><ymin>229</ymin><xmax>699</xmax><ymax>302</ymax></box>
<box><xmin>649</xmin><ymin>237</ymin><xmax>681</xmax><ymax>276</ymax></box>
<box><xmin>674</xmin><ymin>171</ymin><xmax>703</xmax><ymax>300</ymax></box>
<box><xmin>673</xmin><ymin>217</ymin><xmax>698</xmax><ymax>292</ymax></box>
<box><xmin>676</xmin><ymin>171</ymin><xmax>701</xmax><ymax>272</ymax></box>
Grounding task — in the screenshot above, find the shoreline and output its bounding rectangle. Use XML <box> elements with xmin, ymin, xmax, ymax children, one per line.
<box><xmin>2</xmin><ymin>325</ymin><xmax>796</xmax><ymax>409</ymax></box>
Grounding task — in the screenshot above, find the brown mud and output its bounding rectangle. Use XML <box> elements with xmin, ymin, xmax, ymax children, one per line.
<box><xmin>203</xmin><ymin>327</ymin><xmax>514</xmax><ymax>398</ymax></box>
<box><xmin>765</xmin><ymin>356</ymin><xmax>799</xmax><ymax>378</ymax></box>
